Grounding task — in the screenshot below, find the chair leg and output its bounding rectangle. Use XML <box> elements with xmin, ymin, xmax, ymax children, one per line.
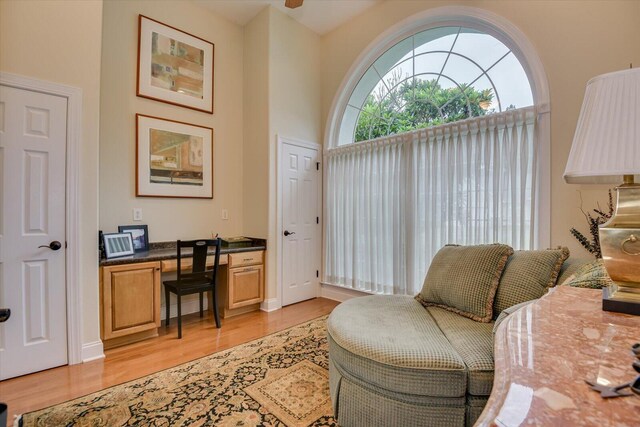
<box><xmin>212</xmin><ymin>286</ymin><xmax>221</xmax><ymax>328</ymax></box>
<box><xmin>177</xmin><ymin>293</ymin><xmax>182</xmax><ymax>339</ymax></box>
<box><xmin>165</xmin><ymin>287</ymin><xmax>170</xmax><ymax>327</ymax></box>
<box><xmin>199</xmin><ymin>292</ymin><xmax>204</xmax><ymax>318</ymax></box>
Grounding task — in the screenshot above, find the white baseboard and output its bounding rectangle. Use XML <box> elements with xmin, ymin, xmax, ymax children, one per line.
<box><xmin>81</xmin><ymin>340</ymin><xmax>105</xmax><ymax>363</ymax></box>
<box><xmin>260</xmin><ymin>297</ymin><xmax>281</xmax><ymax>312</ymax></box>
<box><xmin>320</xmin><ymin>283</ymin><xmax>371</xmax><ymax>302</ymax></box>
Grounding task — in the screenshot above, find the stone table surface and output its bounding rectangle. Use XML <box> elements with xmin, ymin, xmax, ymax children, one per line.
<box><xmin>476</xmin><ymin>286</ymin><xmax>640</xmax><ymax>427</ymax></box>
<box><xmin>99</xmin><ymin>239</ymin><xmax>266</xmax><ymax>267</ymax></box>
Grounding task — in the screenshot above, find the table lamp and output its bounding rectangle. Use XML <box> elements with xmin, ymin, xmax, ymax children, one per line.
<box><xmin>564</xmin><ymin>67</ymin><xmax>640</xmax><ymax>315</ymax></box>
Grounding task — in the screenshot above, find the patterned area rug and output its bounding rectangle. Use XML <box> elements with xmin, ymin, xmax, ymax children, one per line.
<box><xmin>19</xmin><ymin>316</ymin><xmax>335</xmax><ymax>427</ymax></box>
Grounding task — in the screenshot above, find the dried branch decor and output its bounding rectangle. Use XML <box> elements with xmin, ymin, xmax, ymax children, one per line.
<box><xmin>569</xmin><ymin>190</ymin><xmax>614</xmax><ymax>259</ymax></box>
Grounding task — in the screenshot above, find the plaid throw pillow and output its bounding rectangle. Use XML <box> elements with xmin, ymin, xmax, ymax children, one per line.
<box><xmin>561</xmin><ymin>259</ymin><xmax>613</xmax><ymax>289</ymax></box>
<box><xmin>416</xmin><ymin>244</ymin><xmax>513</xmax><ymax>322</ymax></box>
<box><xmin>493</xmin><ymin>247</ymin><xmax>569</xmax><ymax>319</ymax></box>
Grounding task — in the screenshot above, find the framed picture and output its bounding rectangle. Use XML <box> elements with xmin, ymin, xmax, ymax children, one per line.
<box><xmin>137</xmin><ymin>15</ymin><xmax>214</xmax><ymax>113</ymax></box>
<box><xmin>103</xmin><ymin>233</ymin><xmax>135</xmax><ymax>259</ymax></box>
<box><xmin>118</xmin><ymin>225</ymin><xmax>150</xmax><ymax>252</ymax></box>
<box><xmin>136</xmin><ymin>114</ymin><xmax>213</xmax><ymax>199</ymax></box>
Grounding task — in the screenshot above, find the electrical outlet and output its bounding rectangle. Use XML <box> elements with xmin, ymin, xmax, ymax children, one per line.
<box><xmin>221</xmin><ymin>209</ymin><xmax>229</xmax><ymax>220</ymax></box>
<box><xmin>133</xmin><ymin>208</ymin><xmax>143</xmax><ymax>221</ymax></box>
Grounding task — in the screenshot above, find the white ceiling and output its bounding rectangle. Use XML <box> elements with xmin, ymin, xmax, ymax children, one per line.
<box><xmin>195</xmin><ymin>0</ymin><xmax>381</xmax><ymax>35</ymax></box>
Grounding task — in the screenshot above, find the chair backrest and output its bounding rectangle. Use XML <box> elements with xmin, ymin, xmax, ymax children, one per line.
<box><xmin>176</xmin><ymin>238</ymin><xmax>222</xmax><ymax>283</ymax></box>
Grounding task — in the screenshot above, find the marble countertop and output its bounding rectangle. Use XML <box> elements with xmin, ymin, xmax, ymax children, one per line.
<box><xmin>100</xmin><ymin>238</ymin><xmax>266</xmax><ymax>267</ymax></box>
<box><xmin>476</xmin><ymin>286</ymin><xmax>640</xmax><ymax>427</ymax></box>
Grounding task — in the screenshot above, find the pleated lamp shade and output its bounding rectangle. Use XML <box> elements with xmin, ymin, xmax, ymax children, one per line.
<box><xmin>564</xmin><ymin>68</ymin><xmax>640</xmax><ymax>184</ymax></box>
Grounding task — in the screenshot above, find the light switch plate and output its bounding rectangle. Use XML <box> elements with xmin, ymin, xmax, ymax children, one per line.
<box><xmin>221</xmin><ymin>209</ymin><xmax>229</xmax><ymax>220</ymax></box>
<box><xmin>133</xmin><ymin>208</ymin><xmax>143</xmax><ymax>221</ymax></box>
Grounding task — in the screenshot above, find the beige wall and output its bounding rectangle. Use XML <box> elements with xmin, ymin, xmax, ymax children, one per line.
<box><xmin>243</xmin><ymin>7</ymin><xmax>322</xmax><ymax>304</ymax></box>
<box><xmin>243</xmin><ymin>7</ymin><xmax>270</xmax><ymax>239</ymax></box>
<box><xmin>321</xmin><ymin>0</ymin><xmax>640</xmax><ymax>257</ymax></box>
<box><xmin>267</xmin><ymin>8</ymin><xmax>322</xmax><ymax>302</ymax></box>
<box><xmin>0</xmin><ymin>0</ymin><xmax>104</xmax><ymax>345</ymax></box>
<box><xmin>100</xmin><ymin>0</ymin><xmax>244</xmax><ymax>241</ymax></box>
<box><xmin>269</xmin><ymin>8</ymin><xmax>322</xmax><ymax>144</ymax></box>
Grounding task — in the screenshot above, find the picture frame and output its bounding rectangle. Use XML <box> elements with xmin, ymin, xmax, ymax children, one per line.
<box><xmin>137</xmin><ymin>14</ymin><xmax>214</xmax><ymax>114</ymax></box>
<box><xmin>136</xmin><ymin>114</ymin><xmax>214</xmax><ymax>199</ymax></box>
<box><xmin>118</xmin><ymin>224</ymin><xmax>150</xmax><ymax>252</ymax></box>
<box><xmin>103</xmin><ymin>233</ymin><xmax>135</xmax><ymax>259</ymax></box>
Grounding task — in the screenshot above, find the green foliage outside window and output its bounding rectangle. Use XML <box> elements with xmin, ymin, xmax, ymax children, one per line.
<box><xmin>354</xmin><ymin>77</ymin><xmax>498</xmax><ymax>142</ymax></box>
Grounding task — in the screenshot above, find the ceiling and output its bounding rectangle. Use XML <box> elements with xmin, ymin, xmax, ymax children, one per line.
<box><xmin>195</xmin><ymin>0</ymin><xmax>381</xmax><ymax>35</ymax></box>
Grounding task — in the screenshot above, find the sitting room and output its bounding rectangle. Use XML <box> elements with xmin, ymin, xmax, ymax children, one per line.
<box><xmin>0</xmin><ymin>0</ymin><xmax>639</xmax><ymax>426</ymax></box>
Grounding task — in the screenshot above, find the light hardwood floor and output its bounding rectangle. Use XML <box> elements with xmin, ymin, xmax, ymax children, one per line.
<box><xmin>0</xmin><ymin>297</ymin><xmax>339</xmax><ymax>421</ymax></box>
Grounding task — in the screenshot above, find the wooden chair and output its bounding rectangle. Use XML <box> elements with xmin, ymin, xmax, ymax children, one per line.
<box><xmin>163</xmin><ymin>238</ymin><xmax>222</xmax><ymax>338</ymax></box>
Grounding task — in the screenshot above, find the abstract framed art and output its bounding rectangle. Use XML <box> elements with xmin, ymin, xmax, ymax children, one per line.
<box><xmin>137</xmin><ymin>15</ymin><xmax>214</xmax><ymax>113</ymax></box>
<box><xmin>136</xmin><ymin>114</ymin><xmax>213</xmax><ymax>199</ymax></box>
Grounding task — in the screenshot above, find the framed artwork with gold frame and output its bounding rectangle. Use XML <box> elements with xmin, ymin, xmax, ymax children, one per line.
<box><xmin>136</xmin><ymin>114</ymin><xmax>213</xmax><ymax>199</ymax></box>
<box><xmin>137</xmin><ymin>15</ymin><xmax>214</xmax><ymax>113</ymax></box>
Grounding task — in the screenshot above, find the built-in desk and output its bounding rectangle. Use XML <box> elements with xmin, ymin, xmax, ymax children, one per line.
<box><xmin>99</xmin><ymin>239</ymin><xmax>266</xmax><ymax>349</ymax></box>
<box><xmin>477</xmin><ymin>286</ymin><xmax>640</xmax><ymax>427</ymax></box>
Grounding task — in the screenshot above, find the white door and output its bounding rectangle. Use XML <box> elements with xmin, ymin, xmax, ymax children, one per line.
<box><xmin>0</xmin><ymin>85</ymin><xmax>68</xmax><ymax>380</ymax></box>
<box><xmin>281</xmin><ymin>142</ymin><xmax>320</xmax><ymax>306</ymax></box>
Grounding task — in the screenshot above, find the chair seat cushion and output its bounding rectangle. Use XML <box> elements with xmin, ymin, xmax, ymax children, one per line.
<box><xmin>327</xmin><ymin>295</ymin><xmax>468</xmax><ymax>398</ymax></box>
<box><xmin>163</xmin><ymin>275</ymin><xmax>213</xmax><ymax>291</ymax></box>
<box><xmin>427</xmin><ymin>307</ymin><xmax>495</xmax><ymax>396</ymax></box>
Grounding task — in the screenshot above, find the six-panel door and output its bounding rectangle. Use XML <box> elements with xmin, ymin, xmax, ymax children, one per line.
<box><xmin>0</xmin><ymin>85</ymin><xmax>68</xmax><ymax>380</ymax></box>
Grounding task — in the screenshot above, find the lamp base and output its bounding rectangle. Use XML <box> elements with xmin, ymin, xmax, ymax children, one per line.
<box><xmin>603</xmin><ymin>285</ymin><xmax>640</xmax><ymax>315</ymax></box>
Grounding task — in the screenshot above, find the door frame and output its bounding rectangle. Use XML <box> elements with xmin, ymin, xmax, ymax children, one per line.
<box><xmin>0</xmin><ymin>72</ymin><xmax>83</xmax><ymax>365</ymax></box>
<box><xmin>276</xmin><ymin>135</ymin><xmax>322</xmax><ymax>308</ymax></box>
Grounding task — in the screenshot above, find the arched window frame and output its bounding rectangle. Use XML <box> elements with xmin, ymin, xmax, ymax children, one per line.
<box><xmin>324</xmin><ymin>6</ymin><xmax>551</xmax><ymax>248</ymax></box>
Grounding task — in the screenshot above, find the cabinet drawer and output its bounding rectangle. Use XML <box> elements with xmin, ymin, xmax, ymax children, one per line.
<box><xmin>161</xmin><ymin>254</ymin><xmax>228</xmax><ymax>272</ymax></box>
<box><xmin>229</xmin><ymin>251</ymin><xmax>263</xmax><ymax>268</ymax></box>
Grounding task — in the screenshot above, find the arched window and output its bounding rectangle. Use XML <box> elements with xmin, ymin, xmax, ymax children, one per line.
<box><xmin>324</xmin><ymin>9</ymin><xmax>550</xmax><ymax>296</ymax></box>
<box><xmin>339</xmin><ymin>26</ymin><xmax>533</xmax><ymax>145</ymax></box>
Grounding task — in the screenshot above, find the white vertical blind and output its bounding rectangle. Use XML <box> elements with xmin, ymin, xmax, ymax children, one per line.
<box><xmin>324</xmin><ymin>106</ymin><xmax>538</xmax><ymax>295</ymax></box>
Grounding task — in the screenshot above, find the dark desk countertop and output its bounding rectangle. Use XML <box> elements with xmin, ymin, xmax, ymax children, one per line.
<box><xmin>99</xmin><ymin>238</ymin><xmax>266</xmax><ymax>267</ymax></box>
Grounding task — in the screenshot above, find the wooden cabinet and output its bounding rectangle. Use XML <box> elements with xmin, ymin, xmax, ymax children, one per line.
<box><xmin>99</xmin><ymin>249</ymin><xmax>265</xmax><ymax>348</ymax></box>
<box><xmin>100</xmin><ymin>261</ymin><xmax>161</xmax><ymax>348</ymax></box>
<box><xmin>229</xmin><ymin>265</ymin><xmax>264</xmax><ymax>309</ymax></box>
<box><xmin>216</xmin><ymin>251</ymin><xmax>265</xmax><ymax>318</ymax></box>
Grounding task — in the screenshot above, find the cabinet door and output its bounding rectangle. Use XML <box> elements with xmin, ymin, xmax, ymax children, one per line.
<box><xmin>228</xmin><ymin>265</ymin><xmax>264</xmax><ymax>309</ymax></box>
<box><xmin>102</xmin><ymin>262</ymin><xmax>161</xmax><ymax>340</ymax></box>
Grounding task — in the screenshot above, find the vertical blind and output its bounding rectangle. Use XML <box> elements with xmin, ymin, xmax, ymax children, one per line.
<box><xmin>324</xmin><ymin>107</ymin><xmax>538</xmax><ymax>295</ymax></box>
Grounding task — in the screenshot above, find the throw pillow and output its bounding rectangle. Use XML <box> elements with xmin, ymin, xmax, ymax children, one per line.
<box><xmin>561</xmin><ymin>259</ymin><xmax>613</xmax><ymax>289</ymax></box>
<box><xmin>493</xmin><ymin>247</ymin><xmax>570</xmax><ymax>319</ymax></box>
<box><xmin>416</xmin><ymin>244</ymin><xmax>513</xmax><ymax>322</ymax></box>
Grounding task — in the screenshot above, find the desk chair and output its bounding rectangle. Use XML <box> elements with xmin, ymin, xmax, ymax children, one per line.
<box><xmin>163</xmin><ymin>238</ymin><xmax>222</xmax><ymax>338</ymax></box>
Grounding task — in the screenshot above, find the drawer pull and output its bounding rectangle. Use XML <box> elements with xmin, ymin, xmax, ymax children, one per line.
<box><xmin>243</xmin><ymin>258</ymin><xmax>253</xmax><ymax>261</ymax></box>
<box><xmin>243</xmin><ymin>268</ymin><xmax>255</xmax><ymax>272</ymax></box>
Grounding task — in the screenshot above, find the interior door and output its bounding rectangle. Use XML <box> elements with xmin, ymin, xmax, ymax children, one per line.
<box><xmin>281</xmin><ymin>142</ymin><xmax>320</xmax><ymax>306</ymax></box>
<box><xmin>0</xmin><ymin>84</ymin><xmax>68</xmax><ymax>380</ymax></box>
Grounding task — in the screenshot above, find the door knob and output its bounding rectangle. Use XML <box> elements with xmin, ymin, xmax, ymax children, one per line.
<box><xmin>0</xmin><ymin>308</ymin><xmax>10</xmax><ymax>323</ymax></box>
<box><xmin>283</xmin><ymin>230</ymin><xmax>296</xmax><ymax>237</ymax></box>
<box><xmin>38</xmin><ymin>241</ymin><xmax>62</xmax><ymax>251</ymax></box>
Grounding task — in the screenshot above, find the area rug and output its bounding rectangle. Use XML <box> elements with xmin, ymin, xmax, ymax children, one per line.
<box><xmin>18</xmin><ymin>316</ymin><xmax>336</xmax><ymax>427</ymax></box>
